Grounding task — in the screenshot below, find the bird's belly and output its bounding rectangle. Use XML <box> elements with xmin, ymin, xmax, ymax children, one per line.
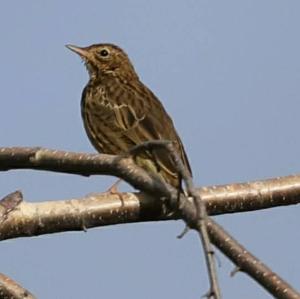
<box><xmin>82</xmin><ymin>102</ymin><xmax>132</xmax><ymax>154</ymax></box>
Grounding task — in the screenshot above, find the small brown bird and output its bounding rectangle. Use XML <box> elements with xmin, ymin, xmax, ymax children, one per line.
<box><xmin>66</xmin><ymin>43</ymin><xmax>192</xmax><ymax>188</ymax></box>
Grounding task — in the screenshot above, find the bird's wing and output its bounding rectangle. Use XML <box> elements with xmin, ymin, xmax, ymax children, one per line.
<box><xmin>104</xmin><ymin>79</ymin><xmax>192</xmax><ymax>184</ymax></box>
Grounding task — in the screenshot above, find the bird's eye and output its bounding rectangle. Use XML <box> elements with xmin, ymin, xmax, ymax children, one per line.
<box><xmin>99</xmin><ymin>49</ymin><xmax>109</xmax><ymax>57</ymax></box>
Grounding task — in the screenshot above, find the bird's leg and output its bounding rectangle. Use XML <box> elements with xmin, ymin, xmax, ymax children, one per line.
<box><xmin>106</xmin><ymin>179</ymin><xmax>125</xmax><ymax>206</ymax></box>
<box><xmin>106</xmin><ymin>178</ymin><xmax>122</xmax><ymax>194</ymax></box>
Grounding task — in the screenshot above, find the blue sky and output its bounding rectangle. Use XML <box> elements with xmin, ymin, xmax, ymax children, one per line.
<box><xmin>1</xmin><ymin>1</ymin><xmax>300</xmax><ymax>298</ymax></box>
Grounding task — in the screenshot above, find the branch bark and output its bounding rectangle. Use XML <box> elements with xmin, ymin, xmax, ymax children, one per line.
<box><xmin>1</xmin><ymin>147</ymin><xmax>300</xmax><ymax>214</ymax></box>
<box><xmin>2</xmin><ymin>172</ymin><xmax>300</xmax><ymax>240</ymax></box>
<box><xmin>207</xmin><ymin>219</ymin><xmax>300</xmax><ymax>299</ymax></box>
<box><xmin>0</xmin><ymin>273</ymin><xmax>36</xmax><ymax>299</ymax></box>
<box><xmin>0</xmin><ymin>189</ymin><xmax>299</xmax><ymax>298</ymax></box>
<box><xmin>129</xmin><ymin>140</ymin><xmax>222</xmax><ymax>298</ymax></box>
<box><xmin>1</xmin><ymin>146</ymin><xmax>300</xmax><ymax>298</ymax></box>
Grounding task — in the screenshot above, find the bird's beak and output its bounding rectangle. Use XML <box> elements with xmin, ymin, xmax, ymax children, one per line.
<box><xmin>65</xmin><ymin>44</ymin><xmax>89</xmax><ymax>59</ymax></box>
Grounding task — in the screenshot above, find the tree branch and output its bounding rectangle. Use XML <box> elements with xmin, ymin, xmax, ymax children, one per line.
<box><xmin>0</xmin><ymin>273</ymin><xmax>36</xmax><ymax>299</ymax></box>
<box><xmin>1</xmin><ymin>175</ymin><xmax>300</xmax><ymax>240</ymax></box>
<box><xmin>1</xmin><ymin>147</ymin><xmax>300</xmax><ymax>214</ymax></box>
<box><xmin>1</xmin><ymin>146</ymin><xmax>300</xmax><ymax>298</ymax></box>
<box><xmin>0</xmin><ymin>190</ymin><xmax>299</xmax><ymax>298</ymax></box>
<box><xmin>128</xmin><ymin>140</ymin><xmax>221</xmax><ymax>298</ymax></box>
<box><xmin>207</xmin><ymin>219</ymin><xmax>300</xmax><ymax>299</ymax></box>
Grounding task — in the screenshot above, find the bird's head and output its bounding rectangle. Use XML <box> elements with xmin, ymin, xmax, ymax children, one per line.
<box><xmin>66</xmin><ymin>43</ymin><xmax>138</xmax><ymax>81</ymax></box>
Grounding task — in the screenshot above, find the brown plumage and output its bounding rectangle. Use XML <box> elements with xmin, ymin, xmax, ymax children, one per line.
<box><xmin>66</xmin><ymin>43</ymin><xmax>192</xmax><ymax>188</ymax></box>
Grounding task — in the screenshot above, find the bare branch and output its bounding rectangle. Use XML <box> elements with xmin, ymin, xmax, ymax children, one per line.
<box><xmin>0</xmin><ymin>273</ymin><xmax>36</xmax><ymax>299</ymax></box>
<box><xmin>202</xmin><ymin>175</ymin><xmax>300</xmax><ymax>215</ymax></box>
<box><xmin>0</xmin><ymin>179</ymin><xmax>299</xmax><ymax>240</ymax></box>
<box><xmin>1</xmin><ymin>146</ymin><xmax>300</xmax><ymax>298</ymax></box>
<box><xmin>0</xmin><ymin>147</ymin><xmax>170</xmax><ymax>197</ymax></box>
<box><xmin>0</xmin><ymin>192</ymin><xmax>167</xmax><ymax>240</ymax></box>
<box><xmin>1</xmin><ymin>191</ymin><xmax>299</xmax><ymax>298</ymax></box>
<box><xmin>128</xmin><ymin>140</ymin><xmax>221</xmax><ymax>298</ymax></box>
<box><xmin>207</xmin><ymin>219</ymin><xmax>300</xmax><ymax>299</ymax></box>
<box><xmin>164</xmin><ymin>142</ymin><xmax>221</xmax><ymax>299</ymax></box>
<box><xmin>1</xmin><ymin>147</ymin><xmax>300</xmax><ymax>214</ymax></box>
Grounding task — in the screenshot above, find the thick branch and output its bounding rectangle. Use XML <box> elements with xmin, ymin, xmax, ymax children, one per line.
<box><xmin>1</xmin><ymin>147</ymin><xmax>300</xmax><ymax>214</ymax></box>
<box><xmin>0</xmin><ymin>192</ymin><xmax>167</xmax><ymax>240</ymax></box>
<box><xmin>1</xmin><ymin>191</ymin><xmax>299</xmax><ymax>298</ymax></box>
<box><xmin>1</xmin><ymin>147</ymin><xmax>300</xmax><ymax>298</ymax></box>
<box><xmin>2</xmin><ymin>171</ymin><xmax>300</xmax><ymax>240</ymax></box>
<box><xmin>0</xmin><ymin>147</ymin><xmax>170</xmax><ymax>196</ymax></box>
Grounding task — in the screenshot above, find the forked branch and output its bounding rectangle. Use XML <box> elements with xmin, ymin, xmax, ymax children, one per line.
<box><xmin>1</xmin><ymin>146</ymin><xmax>300</xmax><ymax>298</ymax></box>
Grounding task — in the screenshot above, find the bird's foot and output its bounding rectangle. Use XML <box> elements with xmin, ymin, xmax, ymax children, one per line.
<box><xmin>106</xmin><ymin>179</ymin><xmax>125</xmax><ymax>206</ymax></box>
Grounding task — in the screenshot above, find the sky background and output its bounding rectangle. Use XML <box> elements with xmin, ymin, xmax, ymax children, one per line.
<box><xmin>1</xmin><ymin>1</ymin><xmax>300</xmax><ymax>298</ymax></box>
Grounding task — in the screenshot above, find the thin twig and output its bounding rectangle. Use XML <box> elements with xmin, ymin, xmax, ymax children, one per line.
<box><xmin>165</xmin><ymin>142</ymin><xmax>221</xmax><ymax>299</ymax></box>
<box><xmin>128</xmin><ymin>140</ymin><xmax>221</xmax><ymax>299</ymax></box>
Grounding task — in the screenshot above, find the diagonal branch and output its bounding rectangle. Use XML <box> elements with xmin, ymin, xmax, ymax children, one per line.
<box><xmin>207</xmin><ymin>219</ymin><xmax>300</xmax><ymax>299</ymax></box>
<box><xmin>0</xmin><ymin>273</ymin><xmax>36</xmax><ymax>299</ymax></box>
<box><xmin>1</xmin><ymin>147</ymin><xmax>300</xmax><ymax>214</ymax></box>
<box><xmin>1</xmin><ymin>146</ymin><xmax>300</xmax><ymax>298</ymax></box>
<box><xmin>0</xmin><ymin>147</ymin><xmax>171</xmax><ymax>197</ymax></box>
<box><xmin>0</xmin><ymin>191</ymin><xmax>299</xmax><ymax>298</ymax></box>
<box><xmin>163</xmin><ymin>141</ymin><xmax>221</xmax><ymax>299</ymax></box>
<box><xmin>128</xmin><ymin>140</ymin><xmax>221</xmax><ymax>298</ymax></box>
